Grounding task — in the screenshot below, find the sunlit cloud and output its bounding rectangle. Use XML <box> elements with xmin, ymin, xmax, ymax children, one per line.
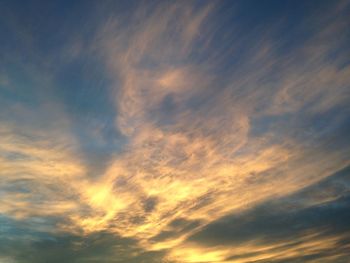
<box><xmin>0</xmin><ymin>0</ymin><xmax>349</xmax><ymax>262</ymax></box>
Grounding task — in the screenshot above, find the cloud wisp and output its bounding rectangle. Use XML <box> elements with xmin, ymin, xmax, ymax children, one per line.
<box><xmin>0</xmin><ymin>1</ymin><xmax>349</xmax><ymax>262</ymax></box>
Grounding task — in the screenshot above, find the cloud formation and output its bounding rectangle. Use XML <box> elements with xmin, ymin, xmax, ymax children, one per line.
<box><xmin>0</xmin><ymin>0</ymin><xmax>349</xmax><ymax>262</ymax></box>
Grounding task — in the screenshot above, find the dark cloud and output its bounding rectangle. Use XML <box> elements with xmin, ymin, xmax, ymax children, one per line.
<box><xmin>150</xmin><ymin>218</ymin><xmax>202</xmax><ymax>243</ymax></box>
<box><xmin>143</xmin><ymin>196</ymin><xmax>159</xmax><ymax>213</ymax></box>
<box><xmin>0</xmin><ymin>221</ymin><xmax>169</xmax><ymax>263</ymax></box>
<box><xmin>188</xmin><ymin>166</ymin><xmax>350</xmax><ymax>260</ymax></box>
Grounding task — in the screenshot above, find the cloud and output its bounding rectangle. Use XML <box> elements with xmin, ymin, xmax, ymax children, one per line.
<box><xmin>0</xmin><ymin>0</ymin><xmax>349</xmax><ymax>262</ymax></box>
<box><xmin>0</xmin><ymin>217</ymin><xmax>169</xmax><ymax>263</ymax></box>
<box><xmin>171</xmin><ymin>166</ymin><xmax>350</xmax><ymax>262</ymax></box>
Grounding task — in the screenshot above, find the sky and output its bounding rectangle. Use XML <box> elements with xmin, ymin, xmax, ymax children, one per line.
<box><xmin>0</xmin><ymin>0</ymin><xmax>350</xmax><ymax>262</ymax></box>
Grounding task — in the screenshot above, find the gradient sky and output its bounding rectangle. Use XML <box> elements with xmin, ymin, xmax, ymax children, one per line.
<box><xmin>0</xmin><ymin>1</ymin><xmax>350</xmax><ymax>262</ymax></box>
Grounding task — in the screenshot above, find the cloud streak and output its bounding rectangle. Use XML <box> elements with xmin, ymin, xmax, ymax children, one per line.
<box><xmin>0</xmin><ymin>0</ymin><xmax>349</xmax><ymax>262</ymax></box>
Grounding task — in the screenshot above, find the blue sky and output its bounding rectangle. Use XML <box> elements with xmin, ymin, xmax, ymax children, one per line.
<box><xmin>0</xmin><ymin>1</ymin><xmax>350</xmax><ymax>262</ymax></box>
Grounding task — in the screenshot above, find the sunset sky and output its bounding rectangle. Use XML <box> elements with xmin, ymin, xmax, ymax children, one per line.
<box><xmin>0</xmin><ymin>1</ymin><xmax>350</xmax><ymax>262</ymax></box>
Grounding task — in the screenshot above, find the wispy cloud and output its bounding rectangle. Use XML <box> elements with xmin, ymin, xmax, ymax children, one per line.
<box><xmin>0</xmin><ymin>0</ymin><xmax>349</xmax><ymax>262</ymax></box>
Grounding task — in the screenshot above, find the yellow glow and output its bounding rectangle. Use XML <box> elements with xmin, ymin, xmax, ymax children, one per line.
<box><xmin>1</xmin><ymin>2</ymin><xmax>349</xmax><ymax>262</ymax></box>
